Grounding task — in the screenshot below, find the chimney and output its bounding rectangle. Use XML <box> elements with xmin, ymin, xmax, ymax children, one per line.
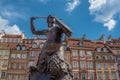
<box><xmin>21</xmin><ymin>32</ymin><xmax>26</xmax><ymax>39</ymax></box>
<box><xmin>82</xmin><ymin>34</ymin><xmax>87</xmax><ymax>40</ymax></box>
<box><xmin>108</xmin><ymin>35</ymin><xmax>112</xmax><ymax>41</ymax></box>
<box><xmin>99</xmin><ymin>34</ymin><xmax>105</xmax><ymax>43</ymax></box>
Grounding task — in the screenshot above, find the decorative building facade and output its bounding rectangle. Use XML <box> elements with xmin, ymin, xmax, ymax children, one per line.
<box><xmin>0</xmin><ymin>47</ymin><xmax>10</xmax><ymax>80</ymax></box>
<box><xmin>0</xmin><ymin>32</ymin><xmax>120</xmax><ymax>80</ymax></box>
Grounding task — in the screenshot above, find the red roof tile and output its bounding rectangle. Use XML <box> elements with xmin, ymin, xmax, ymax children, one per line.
<box><xmin>2</xmin><ymin>34</ymin><xmax>21</xmax><ymax>38</ymax></box>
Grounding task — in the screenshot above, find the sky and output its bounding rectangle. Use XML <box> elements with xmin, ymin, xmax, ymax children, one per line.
<box><xmin>0</xmin><ymin>0</ymin><xmax>120</xmax><ymax>40</ymax></box>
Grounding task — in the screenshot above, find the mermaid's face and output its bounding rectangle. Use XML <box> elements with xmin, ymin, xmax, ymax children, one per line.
<box><xmin>47</xmin><ymin>16</ymin><xmax>55</xmax><ymax>28</ymax></box>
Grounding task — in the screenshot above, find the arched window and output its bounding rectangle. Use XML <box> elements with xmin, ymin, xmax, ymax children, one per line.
<box><xmin>103</xmin><ymin>47</ymin><xmax>107</xmax><ymax>52</ymax></box>
<box><xmin>103</xmin><ymin>56</ymin><xmax>107</xmax><ymax>60</ymax></box>
<box><xmin>32</xmin><ymin>43</ymin><xmax>37</xmax><ymax>48</ymax></box>
<box><xmin>22</xmin><ymin>46</ymin><xmax>26</xmax><ymax>50</ymax></box>
<box><xmin>96</xmin><ymin>56</ymin><xmax>101</xmax><ymax>60</ymax></box>
<box><xmin>109</xmin><ymin>56</ymin><xmax>113</xmax><ymax>60</ymax></box>
<box><xmin>97</xmin><ymin>47</ymin><xmax>101</xmax><ymax>52</ymax></box>
<box><xmin>16</xmin><ymin>46</ymin><xmax>20</xmax><ymax>50</ymax></box>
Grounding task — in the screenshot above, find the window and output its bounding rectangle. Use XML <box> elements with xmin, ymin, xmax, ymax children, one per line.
<box><xmin>81</xmin><ymin>62</ymin><xmax>85</xmax><ymax>68</ymax></box>
<box><xmin>22</xmin><ymin>46</ymin><xmax>26</xmax><ymax>50</ymax></box>
<box><xmin>0</xmin><ymin>52</ymin><xmax>2</xmax><ymax>57</ymax></box>
<box><xmin>78</xmin><ymin>41</ymin><xmax>84</xmax><ymax>46</ymax></box>
<box><xmin>104</xmin><ymin>64</ymin><xmax>108</xmax><ymax>70</ymax></box>
<box><xmin>21</xmin><ymin>64</ymin><xmax>25</xmax><ymax>69</ymax></box>
<box><xmin>88</xmin><ymin>62</ymin><xmax>93</xmax><ymax>69</ymax></box>
<box><xmin>103</xmin><ymin>47</ymin><xmax>107</xmax><ymax>52</ymax></box>
<box><xmin>40</xmin><ymin>44</ymin><xmax>43</xmax><ymax>48</ymax></box>
<box><xmin>80</xmin><ymin>50</ymin><xmax>85</xmax><ymax>57</ymax></box>
<box><xmin>96</xmin><ymin>56</ymin><xmax>100</xmax><ymax>60</ymax></box>
<box><xmin>109</xmin><ymin>56</ymin><xmax>113</xmax><ymax>60</ymax></box>
<box><xmin>73</xmin><ymin>73</ymin><xmax>79</xmax><ymax>80</ymax></box>
<box><xmin>97</xmin><ymin>64</ymin><xmax>101</xmax><ymax>69</ymax></box>
<box><xmin>111</xmin><ymin>65</ymin><xmax>114</xmax><ymax>70</ymax></box>
<box><xmin>30</xmin><ymin>51</ymin><xmax>35</xmax><ymax>57</ymax></box>
<box><xmin>98</xmin><ymin>72</ymin><xmax>102</xmax><ymax>79</ymax></box>
<box><xmin>72</xmin><ymin>61</ymin><xmax>78</xmax><ymax>69</ymax></box>
<box><xmin>81</xmin><ymin>73</ymin><xmax>86</xmax><ymax>79</ymax></box>
<box><xmin>72</xmin><ymin>50</ymin><xmax>78</xmax><ymax>57</ymax></box>
<box><xmin>11</xmin><ymin>54</ymin><xmax>16</xmax><ymax>59</ymax></box>
<box><xmin>7</xmin><ymin>38</ymin><xmax>10</xmax><ymax>43</ymax></box>
<box><xmin>117</xmin><ymin>57</ymin><xmax>120</xmax><ymax>61</ymax></box>
<box><xmin>22</xmin><ymin>54</ymin><xmax>27</xmax><ymax>59</ymax></box>
<box><xmin>1</xmin><ymin>71</ymin><xmax>6</xmax><ymax>79</ymax></box>
<box><xmin>29</xmin><ymin>61</ymin><xmax>35</xmax><ymax>66</ymax></box>
<box><xmin>117</xmin><ymin>50</ymin><xmax>120</xmax><ymax>54</ymax></box>
<box><xmin>88</xmin><ymin>74</ymin><xmax>93</xmax><ymax>79</ymax></box>
<box><xmin>3</xmin><ymin>60</ymin><xmax>8</xmax><ymax>66</ymax></box>
<box><xmin>4</xmin><ymin>38</ymin><xmax>7</xmax><ymax>43</ymax></box>
<box><xmin>103</xmin><ymin>56</ymin><xmax>107</xmax><ymax>60</ymax></box>
<box><xmin>87</xmin><ymin>51</ymin><xmax>92</xmax><ymax>57</ymax></box>
<box><xmin>64</xmin><ymin>54</ymin><xmax>67</xmax><ymax>60</ymax></box>
<box><xmin>14</xmin><ymin>75</ymin><xmax>18</xmax><ymax>80</ymax></box>
<box><xmin>16</xmin><ymin>39</ymin><xmax>19</xmax><ymax>43</ymax></box>
<box><xmin>16</xmin><ymin>63</ymin><xmax>19</xmax><ymax>69</ymax></box>
<box><xmin>16</xmin><ymin>54</ymin><xmax>21</xmax><ymax>59</ymax></box>
<box><xmin>10</xmin><ymin>63</ymin><xmax>14</xmax><ymax>69</ymax></box>
<box><xmin>118</xmin><ymin>65</ymin><xmax>120</xmax><ymax>70</ymax></box>
<box><xmin>12</xmin><ymin>38</ymin><xmax>14</xmax><ymax>43</ymax></box>
<box><xmin>20</xmin><ymin>75</ymin><xmax>24</xmax><ymax>80</ymax></box>
<box><xmin>112</xmin><ymin>73</ymin><xmax>116</xmax><ymax>79</ymax></box>
<box><xmin>16</xmin><ymin>46</ymin><xmax>20</xmax><ymax>50</ymax></box>
<box><xmin>9</xmin><ymin>38</ymin><xmax>12</xmax><ymax>43</ymax></box>
<box><xmin>32</xmin><ymin>44</ymin><xmax>37</xmax><ymax>48</ymax></box>
<box><xmin>97</xmin><ymin>47</ymin><xmax>101</xmax><ymax>52</ymax></box>
<box><xmin>105</xmin><ymin>72</ymin><xmax>109</xmax><ymax>80</ymax></box>
<box><xmin>5</xmin><ymin>52</ymin><xmax>9</xmax><ymax>56</ymax></box>
<box><xmin>8</xmin><ymin>75</ymin><xmax>12</xmax><ymax>80</ymax></box>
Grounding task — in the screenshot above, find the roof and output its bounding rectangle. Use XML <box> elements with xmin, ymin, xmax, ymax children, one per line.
<box><xmin>2</xmin><ymin>34</ymin><xmax>21</xmax><ymax>38</ymax></box>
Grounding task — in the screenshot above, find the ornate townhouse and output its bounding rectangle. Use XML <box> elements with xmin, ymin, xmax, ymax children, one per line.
<box><xmin>107</xmin><ymin>36</ymin><xmax>120</xmax><ymax>80</ymax></box>
<box><xmin>94</xmin><ymin>42</ymin><xmax>118</xmax><ymax>80</ymax></box>
<box><xmin>6</xmin><ymin>44</ymin><xmax>31</xmax><ymax>80</ymax></box>
<box><xmin>65</xmin><ymin>35</ymin><xmax>96</xmax><ymax>80</ymax></box>
<box><xmin>0</xmin><ymin>47</ymin><xmax>10</xmax><ymax>80</ymax></box>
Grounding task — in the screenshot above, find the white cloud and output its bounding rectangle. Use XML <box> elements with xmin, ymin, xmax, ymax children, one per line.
<box><xmin>88</xmin><ymin>0</ymin><xmax>120</xmax><ymax>30</ymax></box>
<box><xmin>0</xmin><ymin>2</ymin><xmax>27</xmax><ymax>20</ymax></box>
<box><xmin>0</xmin><ymin>16</ymin><xmax>22</xmax><ymax>34</ymax></box>
<box><xmin>66</xmin><ymin>0</ymin><xmax>80</xmax><ymax>12</ymax></box>
<box><xmin>104</xmin><ymin>19</ymin><xmax>116</xmax><ymax>31</ymax></box>
<box><xmin>1</xmin><ymin>11</ymin><xmax>24</xmax><ymax>19</ymax></box>
<box><xmin>89</xmin><ymin>0</ymin><xmax>106</xmax><ymax>13</ymax></box>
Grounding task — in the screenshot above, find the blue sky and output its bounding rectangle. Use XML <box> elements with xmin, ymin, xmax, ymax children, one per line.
<box><xmin>0</xmin><ymin>0</ymin><xmax>120</xmax><ymax>40</ymax></box>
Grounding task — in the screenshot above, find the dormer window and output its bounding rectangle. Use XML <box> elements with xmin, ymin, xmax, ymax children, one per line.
<box><xmin>78</xmin><ymin>41</ymin><xmax>83</xmax><ymax>46</ymax></box>
<box><xmin>32</xmin><ymin>44</ymin><xmax>36</xmax><ymax>48</ymax></box>
<box><xmin>22</xmin><ymin>46</ymin><xmax>26</xmax><ymax>50</ymax></box>
<box><xmin>103</xmin><ymin>47</ymin><xmax>107</xmax><ymax>52</ymax></box>
<box><xmin>97</xmin><ymin>47</ymin><xmax>101</xmax><ymax>52</ymax></box>
<box><xmin>40</xmin><ymin>44</ymin><xmax>43</xmax><ymax>48</ymax></box>
<box><xmin>16</xmin><ymin>46</ymin><xmax>20</xmax><ymax>50</ymax></box>
<box><xmin>103</xmin><ymin>56</ymin><xmax>107</xmax><ymax>60</ymax></box>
